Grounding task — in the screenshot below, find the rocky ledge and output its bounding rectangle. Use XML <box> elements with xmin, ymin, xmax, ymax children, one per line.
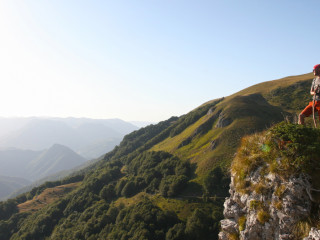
<box><xmin>219</xmin><ymin>123</ymin><xmax>320</xmax><ymax>240</ymax></box>
<box><xmin>218</xmin><ymin>170</ymin><xmax>317</xmax><ymax>240</ymax></box>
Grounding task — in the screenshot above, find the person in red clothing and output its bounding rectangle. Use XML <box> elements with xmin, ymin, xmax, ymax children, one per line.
<box><xmin>298</xmin><ymin>64</ymin><xmax>320</xmax><ymax>125</ymax></box>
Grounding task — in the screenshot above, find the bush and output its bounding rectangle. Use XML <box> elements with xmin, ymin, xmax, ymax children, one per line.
<box><xmin>238</xmin><ymin>215</ymin><xmax>246</xmax><ymax>231</ymax></box>
<box><xmin>121</xmin><ymin>181</ymin><xmax>136</xmax><ymax>198</ymax></box>
<box><xmin>185</xmin><ymin>208</ymin><xmax>214</xmax><ymax>240</ymax></box>
<box><xmin>166</xmin><ymin>223</ymin><xmax>186</xmax><ymax>240</ymax></box>
<box><xmin>159</xmin><ymin>175</ymin><xmax>188</xmax><ymax>197</ymax></box>
<box><xmin>232</xmin><ymin>122</ymin><xmax>320</xmax><ymax>193</ymax></box>
<box><xmin>99</xmin><ymin>184</ymin><xmax>116</xmax><ymax>200</ymax></box>
<box><xmin>0</xmin><ymin>200</ymin><xmax>18</xmax><ymax>221</ymax></box>
<box><xmin>203</xmin><ymin>166</ymin><xmax>230</xmax><ymax>197</ymax></box>
<box><xmin>269</xmin><ymin>122</ymin><xmax>320</xmax><ymax>174</ymax></box>
<box><xmin>257</xmin><ymin>209</ymin><xmax>270</xmax><ymax>224</ymax></box>
<box><xmin>249</xmin><ymin>200</ymin><xmax>262</xmax><ymax>210</ymax></box>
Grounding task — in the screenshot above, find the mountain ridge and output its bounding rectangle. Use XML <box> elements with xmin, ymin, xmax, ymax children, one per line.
<box><xmin>26</xmin><ymin>144</ymin><xmax>87</xmax><ymax>181</ymax></box>
<box><xmin>0</xmin><ymin>144</ymin><xmax>87</xmax><ymax>200</ymax></box>
<box><xmin>0</xmin><ymin>72</ymin><xmax>316</xmax><ymax>240</ymax></box>
<box><xmin>0</xmin><ymin>117</ymin><xmax>138</xmax><ymax>159</ymax></box>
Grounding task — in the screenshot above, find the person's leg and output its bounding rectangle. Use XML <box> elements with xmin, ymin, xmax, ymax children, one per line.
<box><xmin>298</xmin><ymin>113</ymin><xmax>306</xmax><ymax>125</ymax></box>
<box><xmin>299</xmin><ymin>102</ymin><xmax>313</xmax><ymax>125</ymax></box>
<box><xmin>315</xmin><ymin>101</ymin><xmax>320</xmax><ymax>121</ymax></box>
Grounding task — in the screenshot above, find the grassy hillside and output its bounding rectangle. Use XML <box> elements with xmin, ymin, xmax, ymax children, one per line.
<box><xmin>17</xmin><ymin>182</ymin><xmax>80</xmax><ymax>213</ymax></box>
<box><xmin>153</xmin><ymin>73</ymin><xmax>313</xmax><ymax>177</ymax></box>
<box><xmin>0</xmin><ymin>72</ymin><xmax>315</xmax><ymax>240</ymax></box>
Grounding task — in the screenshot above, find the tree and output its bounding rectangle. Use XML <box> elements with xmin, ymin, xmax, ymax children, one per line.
<box><xmin>100</xmin><ymin>184</ymin><xmax>116</xmax><ymax>200</ymax></box>
<box><xmin>203</xmin><ymin>166</ymin><xmax>229</xmax><ymax>197</ymax></box>
<box><xmin>185</xmin><ymin>209</ymin><xmax>213</xmax><ymax>240</ymax></box>
<box><xmin>166</xmin><ymin>223</ymin><xmax>186</xmax><ymax>240</ymax></box>
<box><xmin>121</xmin><ymin>181</ymin><xmax>136</xmax><ymax>198</ymax></box>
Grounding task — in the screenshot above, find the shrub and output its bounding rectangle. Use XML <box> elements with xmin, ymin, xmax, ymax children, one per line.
<box><xmin>121</xmin><ymin>181</ymin><xmax>136</xmax><ymax>198</ymax></box>
<box><xmin>185</xmin><ymin>208</ymin><xmax>214</xmax><ymax>240</ymax></box>
<box><xmin>238</xmin><ymin>215</ymin><xmax>246</xmax><ymax>231</ymax></box>
<box><xmin>227</xmin><ymin>232</ymin><xmax>240</xmax><ymax>240</ymax></box>
<box><xmin>257</xmin><ymin>209</ymin><xmax>270</xmax><ymax>224</ymax></box>
<box><xmin>249</xmin><ymin>200</ymin><xmax>262</xmax><ymax>210</ymax></box>
<box><xmin>0</xmin><ymin>199</ymin><xmax>18</xmax><ymax>221</ymax></box>
<box><xmin>292</xmin><ymin>220</ymin><xmax>311</xmax><ymax>239</ymax></box>
<box><xmin>274</xmin><ymin>200</ymin><xmax>283</xmax><ymax>210</ymax></box>
<box><xmin>203</xmin><ymin>166</ymin><xmax>230</xmax><ymax>197</ymax></box>
<box><xmin>166</xmin><ymin>223</ymin><xmax>186</xmax><ymax>240</ymax></box>
<box><xmin>232</xmin><ymin>122</ymin><xmax>320</xmax><ymax>194</ymax></box>
<box><xmin>253</xmin><ymin>182</ymin><xmax>268</xmax><ymax>195</ymax></box>
<box><xmin>231</xmin><ymin>133</ymin><xmax>267</xmax><ymax>192</ymax></box>
<box><xmin>99</xmin><ymin>184</ymin><xmax>116</xmax><ymax>200</ymax></box>
<box><xmin>159</xmin><ymin>175</ymin><xmax>188</xmax><ymax>197</ymax></box>
<box><xmin>269</xmin><ymin>122</ymin><xmax>320</xmax><ymax>175</ymax></box>
<box><xmin>274</xmin><ymin>185</ymin><xmax>286</xmax><ymax>198</ymax></box>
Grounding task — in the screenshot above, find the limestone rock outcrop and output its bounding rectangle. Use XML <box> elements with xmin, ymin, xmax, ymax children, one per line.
<box><xmin>218</xmin><ymin>122</ymin><xmax>320</xmax><ymax>240</ymax></box>
<box><xmin>303</xmin><ymin>228</ymin><xmax>320</xmax><ymax>240</ymax></box>
<box><xmin>219</xmin><ymin>170</ymin><xmax>317</xmax><ymax>240</ymax></box>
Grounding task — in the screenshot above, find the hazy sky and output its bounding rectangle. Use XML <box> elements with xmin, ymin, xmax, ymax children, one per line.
<box><xmin>0</xmin><ymin>1</ymin><xmax>318</xmax><ymax>122</ymax></box>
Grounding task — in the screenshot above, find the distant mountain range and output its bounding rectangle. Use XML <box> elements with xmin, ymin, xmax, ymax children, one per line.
<box><xmin>26</xmin><ymin>144</ymin><xmax>87</xmax><ymax>181</ymax></box>
<box><xmin>0</xmin><ymin>117</ymin><xmax>139</xmax><ymax>199</ymax></box>
<box><xmin>0</xmin><ymin>175</ymin><xmax>31</xmax><ymax>200</ymax></box>
<box><xmin>0</xmin><ymin>144</ymin><xmax>86</xmax><ymax>182</ymax></box>
<box><xmin>0</xmin><ymin>144</ymin><xmax>87</xmax><ymax>199</ymax></box>
<box><xmin>7</xmin><ymin>155</ymin><xmax>103</xmax><ymax>200</ymax></box>
<box><xmin>129</xmin><ymin>121</ymin><xmax>155</xmax><ymax>128</ymax></box>
<box><xmin>0</xmin><ymin>117</ymin><xmax>138</xmax><ymax>159</ymax></box>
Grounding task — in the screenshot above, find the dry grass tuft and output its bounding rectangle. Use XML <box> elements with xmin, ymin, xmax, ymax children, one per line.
<box><xmin>227</xmin><ymin>232</ymin><xmax>240</xmax><ymax>240</ymax></box>
<box><xmin>231</xmin><ymin>133</ymin><xmax>268</xmax><ymax>192</ymax></box>
<box><xmin>238</xmin><ymin>215</ymin><xmax>247</xmax><ymax>231</ymax></box>
<box><xmin>292</xmin><ymin>220</ymin><xmax>311</xmax><ymax>240</ymax></box>
<box><xmin>257</xmin><ymin>209</ymin><xmax>270</xmax><ymax>224</ymax></box>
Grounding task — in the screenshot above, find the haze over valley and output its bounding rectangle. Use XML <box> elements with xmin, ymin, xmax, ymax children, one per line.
<box><xmin>0</xmin><ymin>117</ymin><xmax>139</xmax><ymax>159</ymax></box>
<box><xmin>0</xmin><ymin>117</ymin><xmax>140</xmax><ymax>199</ymax></box>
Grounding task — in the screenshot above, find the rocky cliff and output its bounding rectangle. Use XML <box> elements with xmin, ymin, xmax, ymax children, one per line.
<box><xmin>219</xmin><ymin>123</ymin><xmax>320</xmax><ymax>240</ymax></box>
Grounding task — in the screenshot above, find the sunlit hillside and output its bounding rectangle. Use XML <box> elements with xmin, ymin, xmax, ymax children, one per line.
<box><xmin>153</xmin><ymin>72</ymin><xmax>313</xmax><ymax>176</ymax></box>
<box><xmin>0</xmin><ymin>72</ymin><xmax>315</xmax><ymax>240</ymax></box>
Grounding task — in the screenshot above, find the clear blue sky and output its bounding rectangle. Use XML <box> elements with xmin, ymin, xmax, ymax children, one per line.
<box><xmin>0</xmin><ymin>0</ymin><xmax>318</xmax><ymax>122</ymax></box>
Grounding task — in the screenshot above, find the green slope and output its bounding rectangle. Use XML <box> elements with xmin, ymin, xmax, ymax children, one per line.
<box><xmin>153</xmin><ymin>73</ymin><xmax>313</xmax><ymax>176</ymax></box>
<box><xmin>0</xmin><ymin>72</ymin><xmax>315</xmax><ymax>240</ymax></box>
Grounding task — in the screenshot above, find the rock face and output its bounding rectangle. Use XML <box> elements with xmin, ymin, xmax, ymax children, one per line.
<box><xmin>303</xmin><ymin>228</ymin><xmax>320</xmax><ymax>240</ymax></box>
<box><xmin>215</xmin><ymin>112</ymin><xmax>232</xmax><ymax>128</ymax></box>
<box><xmin>219</xmin><ymin>169</ymin><xmax>316</xmax><ymax>240</ymax></box>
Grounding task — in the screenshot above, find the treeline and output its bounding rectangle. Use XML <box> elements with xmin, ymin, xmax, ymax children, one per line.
<box><xmin>28</xmin><ymin>197</ymin><xmax>222</xmax><ymax>240</ymax></box>
<box><xmin>1</xmin><ymin>151</ymin><xmax>224</xmax><ymax>240</ymax></box>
